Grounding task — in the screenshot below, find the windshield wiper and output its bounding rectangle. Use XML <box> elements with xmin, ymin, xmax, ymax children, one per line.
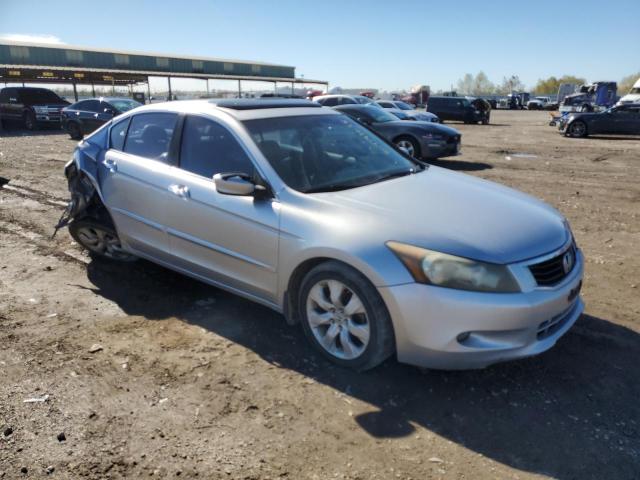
<box><xmin>303</xmin><ymin>182</ymin><xmax>371</xmax><ymax>193</ymax></box>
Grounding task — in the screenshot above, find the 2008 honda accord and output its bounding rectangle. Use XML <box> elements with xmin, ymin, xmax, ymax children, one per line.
<box><xmin>59</xmin><ymin>99</ymin><xmax>584</xmax><ymax>371</ymax></box>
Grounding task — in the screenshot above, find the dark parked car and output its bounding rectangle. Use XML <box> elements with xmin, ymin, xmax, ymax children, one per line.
<box><xmin>376</xmin><ymin>100</ymin><xmax>416</xmax><ymax>111</ymax></box>
<box><xmin>427</xmin><ymin>96</ymin><xmax>491</xmax><ymax>124</ymax></box>
<box><xmin>387</xmin><ymin>108</ymin><xmax>440</xmax><ymax>123</ymax></box>
<box><xmin>559</xmin><ymin>104</ymin><xmax>640</xmax><ymax>137</ymax></box>
<box><xmin>0</xmin><ymin>87</ymin><xmax>70</xmax><ymax>130</ymax></box>
<box><xmin>334</xmin><ymin>104</ymin><xmax>460</xmax><ymax>159</ymax></box>
<box><xmin>62</xmin><ymin>97</ymin><xmax>141</xmax><ymax>139</ymax></box>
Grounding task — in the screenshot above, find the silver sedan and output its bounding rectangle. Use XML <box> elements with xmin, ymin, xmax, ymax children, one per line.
<box><xmin>60</xmin><ymin>99</ymin><xmax>584</xmax><ymax>371</ymax></box>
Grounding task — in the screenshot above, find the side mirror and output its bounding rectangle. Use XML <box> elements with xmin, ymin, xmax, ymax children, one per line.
<box><xmin>214</xmin><ymin>172</ymin><xmax>264</xmax><ymax>196</ymax></box>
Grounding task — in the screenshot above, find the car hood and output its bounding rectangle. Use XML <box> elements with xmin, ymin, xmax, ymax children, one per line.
<box><xmin>384</xmin><ymin>120</ymin><xmax>459</xmax><ymax>136</ymax></box>
<box><xmin>313</xmin><ymin>166</ymin><xmax>568</xmax><ymax>264</ymax></box>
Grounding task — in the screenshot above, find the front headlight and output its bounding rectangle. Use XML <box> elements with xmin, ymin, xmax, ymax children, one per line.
<box><xmin>387</xmin><ymin>241</ymin><xmax>521</xmax><ymax>293</ymax></box>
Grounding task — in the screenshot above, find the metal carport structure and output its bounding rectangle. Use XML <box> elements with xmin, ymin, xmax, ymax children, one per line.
<box><xmin>0</xmin><ymin>40</ymin><xmax>328</xmax><ymax>101</ymax></box>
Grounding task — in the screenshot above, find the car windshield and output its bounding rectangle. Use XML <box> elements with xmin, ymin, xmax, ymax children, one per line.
<box><xmin>243</xmin><ymin>114</ymin><xmax>422</xmax><ymax>193</ymax></box>
<box><xmin>390</xmin><ymin>110</ymin><xmax>410</xmax><ymax>120</ymax></box>
<box><xmin>630</xmin><ymin>87</ymin><xmax>640</xmax><ymax>94</ymax></box>
<box><xmin>22</xmin><ymin>89</ymin><xmax>64</xmax><ymax>103</ymax></box>
<box><xmin>361</xmin><ymin>107</ymin><xmax>399</xmax><ymax>123</ymax></box>
<box><xmin>354</xmin><ymin>96</ymin><xmax>375</xmax><ymax>105</ymax></box>
<box><xmin>109</xmin><ymin>99</ymin><xmax>141</xmax><ymax>113</ymax></box>
<box><xmin>395</xmin><ymin>102</ymin><xmax>414</xmax><ymax>110</ymax></box>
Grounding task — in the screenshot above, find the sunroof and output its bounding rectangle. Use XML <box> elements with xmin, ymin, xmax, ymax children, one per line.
<box><xmin>212</xmin><ymin>99</ymin><xmax>321</xmax><ymax>110</ymax></box>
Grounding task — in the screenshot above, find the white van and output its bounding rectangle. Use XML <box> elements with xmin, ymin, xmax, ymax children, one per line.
<box><xmin>619</xmin><ymin>77</ymin><xmax>640</xmax><ymax>104</ymax></box>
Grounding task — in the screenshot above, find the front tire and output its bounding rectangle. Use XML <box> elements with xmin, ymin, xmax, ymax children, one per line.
<box><xmin>69</xmin><ymin>219</ymin><xmax>137</xmax><ymax>262</ymax></box>
<box><xmin>298</xmin><ymin>261</ymin><xmax>395</xmax><ymax>371</ymax></box>
<box><xmin>567</xmin><ymin>121</ymin><xmax>588</xmax><ymax>138</ymax></box>
<box><xmin>394</xmin><ymin>136</ymin><xmax>420</xmax><ymax>159</ymax></box>
<box><xmin>23</xmin><ymin>111</ymin><xmax>37</xmax><ymax>131</ymax></box>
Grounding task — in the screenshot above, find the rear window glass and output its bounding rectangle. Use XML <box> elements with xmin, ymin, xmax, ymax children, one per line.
<box><xmin>86</xmin><ymin>122</ymin><xmax>109</xmax><ymax>147</ymax></box>
<box><xmin>124</xmin><ymin>113</ymin><xmax>177</xmax><ymax>162</ymax></box>
<box><xmin>110</xmin><ymin>117</ymin><xmax>130</xmax><ymax>151</ymax></box>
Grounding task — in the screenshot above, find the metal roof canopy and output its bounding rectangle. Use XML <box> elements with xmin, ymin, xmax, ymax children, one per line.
<box><xmin>0</xmin><ymin>41</ymin><xmax>328</xmax><ymax>89</ymax></box>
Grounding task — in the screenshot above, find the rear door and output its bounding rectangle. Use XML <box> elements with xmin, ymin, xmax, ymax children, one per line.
<box><xmin>99</xmin><ymin>112</ymin><xmax>179</xmax><ymax>261</ymax></box>
<box><xmin>613</xmin><ymin>106</ymin><xmax>640</xmax><ymax>134</ymax></box>
<box><xmin>164</xmin><ymin>114</ymin><xmax>280</xmax><ymax>303</ymax></box>
<box><xmin>83</xmin><ymin>100</ymin><xmax>110</xmax><ymax>132</ymax></box>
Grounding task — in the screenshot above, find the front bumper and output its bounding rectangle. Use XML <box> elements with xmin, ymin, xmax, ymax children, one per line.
<box><xmin>422</xmin><ymin>137</ymin><xmax>461</xmax><ymax>159</ymax></box>
<box><xmin>378</xmin><ymin>249</ymin><xmax>584</xmax><ymax>369</ymax></box>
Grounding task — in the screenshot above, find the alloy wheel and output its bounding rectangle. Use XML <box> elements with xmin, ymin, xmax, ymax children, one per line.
<box><xmin>75</xmin><ymin>225</ymin><xmax>135</xmax><ymax>261</ymax></box>
<box><xmin>569</xmin><ymin>122</ymin><xmax>586</xmax><ymax>137</ymax></box>
<box><xmin>305</xmin><ymin>279</ymin><xmax>370</xmax><ymax>360</ymax></box>
<box><xmin>396</xmin><ymin>139</ymin><xmax>415</xmax><ymax>157</ymax></box>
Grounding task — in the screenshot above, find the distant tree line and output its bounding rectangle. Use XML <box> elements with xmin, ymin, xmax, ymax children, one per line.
<box><xmin>452</xmin><ymin>71</ymin><xmax>640</xmax><ymax>96</ymax></box>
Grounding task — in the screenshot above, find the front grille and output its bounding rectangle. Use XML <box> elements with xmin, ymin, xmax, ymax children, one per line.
<box><xmin>529</xmin><ymin>244</ymin><xmax>576</xmax><ymax>286</ymax></box>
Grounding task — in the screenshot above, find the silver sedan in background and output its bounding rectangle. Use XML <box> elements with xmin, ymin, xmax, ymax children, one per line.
<box><xmin>60</xmin><ymin>99</ymin><xmax>584</xmax><ymax>371</ymax></box>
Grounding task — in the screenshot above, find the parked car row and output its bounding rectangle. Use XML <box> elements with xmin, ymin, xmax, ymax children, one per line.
<box><xmin>57</xmin><ymin>98</ymin><xmax>584</xmax><ymax>372</ymax></box>
<box><xmin>0</xmin><ymin>86</ymin><xmax>142</xmax><ymax>138</ymax></box>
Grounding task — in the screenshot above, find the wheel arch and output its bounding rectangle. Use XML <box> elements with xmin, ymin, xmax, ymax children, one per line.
<box><xmin>282</xmin><ymin>251</ymin><xmax>393</xmax><ymax>326</ymax></box>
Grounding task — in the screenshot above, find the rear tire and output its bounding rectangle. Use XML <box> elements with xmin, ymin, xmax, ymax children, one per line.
<box><xmin>67</xmin><ymin>122</ymin><xmax>83</xmax><ymax>140</ymax></box>
<box><xmin>69</xmin><ymin>218</ymin><xmax>137</xmax><ymax>262</ymax></box>
<box><xmin>298</xmin><ymin>261</ymin><xmax>395</xmax><ymax>371</ymax></box>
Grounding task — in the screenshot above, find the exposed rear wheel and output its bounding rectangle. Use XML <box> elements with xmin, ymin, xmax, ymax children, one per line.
<box><xmin>298</xmin><ymin>261</ymin><xmax>395</xmax><ymax>371</ymax></box>
<box><xmin>69</xmin><ymin>219</ymin><xmax>137</xmax><ymax>262</ymax></box>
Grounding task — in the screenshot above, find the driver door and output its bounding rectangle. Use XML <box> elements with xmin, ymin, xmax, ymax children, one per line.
<box><xmin>164</xmin><ymin>114</ymin><xmax>280</xmax><ymax>304</ymax></box>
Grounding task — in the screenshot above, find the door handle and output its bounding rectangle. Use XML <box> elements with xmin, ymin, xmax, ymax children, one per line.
<box><xmin>168</xmin><ymin>184</ymin><xmax>190</xmax><ymax>198</ymax></box>
<box><xmin>103</xmin><ymin>158</ymin><xmax>117</xmax><ymax>173</ymax></box>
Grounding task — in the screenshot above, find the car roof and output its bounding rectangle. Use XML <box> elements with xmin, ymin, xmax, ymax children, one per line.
<box><xmin>119</xmin><ymin>98</ymin><xmax>338</xmax><ymax>121</ymax></box>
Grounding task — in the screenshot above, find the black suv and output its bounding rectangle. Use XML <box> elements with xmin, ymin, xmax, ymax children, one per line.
<box><xmin>0</xmin><ymin>87</ymin><xmax>70</xmax><ymax>130</ymax></box>
<box><xmin>427</xmin><ymin>96</ymin><xmax>491</xmax><ymax>124</ymax></box>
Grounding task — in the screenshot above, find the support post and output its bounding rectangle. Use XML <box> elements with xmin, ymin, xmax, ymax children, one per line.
<box><xmin>111</xmin><ymin>79</ymin><xmax>115</xmax><ymax>95</ymax></box>
<box><xmin>237</xmin><ymin>79</ymin><xmax>242</xmax><ymax>98</ymax></box>
<box><xmin>274</xmin><ymin>81</ymin><xmax>277</xmax><ymax>95</ymax></box>
<box><xmin>168</xmin><ymin>76</ymin><xmax>172</xmax><ymax>101</ymax></box>
<box><xmin>72</xmin><ymin>82</ymin><xmax>78</xmax><ymax>102</ymax></box>
<box><xmin>91</xmin><ymin>83</ymin><xmax>95</xmax><ymax>98</ymax></box>
<box><xmin>291</xmin><ymin>82</ymin><xmax>294</xmax><ymax>95</ymax></box>
<box><xmin>206</xmin><ymin>79</ymin><xmax>210</xmax><ymax>97</ymax></box>
<box><xmin>147</xmin><ymin>77</ymin><xmax>152</xmax><ymax>104</ymax></box>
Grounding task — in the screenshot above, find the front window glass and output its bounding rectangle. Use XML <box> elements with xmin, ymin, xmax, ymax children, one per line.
<box><xmin>395</xmin><ymin>101</ymin><xmax>414</xmax><ymax>110</ymax></box>
<box><xmin>243</xmin><ymin>114</ymin><xmax>421</xmax><ymax>193</ymax></box>
<box><xmin>630</xmin><ymin>87</ymin><xmax>640</xmax><ymax>94</ymax></box>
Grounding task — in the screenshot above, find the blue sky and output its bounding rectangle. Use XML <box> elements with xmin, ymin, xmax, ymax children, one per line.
<box><xmin>1</xmin><ymin>0</ymin><xmax>638</xmax><ymax>91</ymax></box>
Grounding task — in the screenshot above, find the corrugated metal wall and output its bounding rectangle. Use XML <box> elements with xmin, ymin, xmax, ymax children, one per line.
<box><xmin>0</xmin><ymin>44</ymin><xmax>295</xmax><ymax>79</ymax></box>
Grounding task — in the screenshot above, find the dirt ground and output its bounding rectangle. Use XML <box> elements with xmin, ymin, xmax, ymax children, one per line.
<box><xmin>0</xmin><ymin>110</ymin><xmax>639</xmax><ymax>480</ymax></box>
